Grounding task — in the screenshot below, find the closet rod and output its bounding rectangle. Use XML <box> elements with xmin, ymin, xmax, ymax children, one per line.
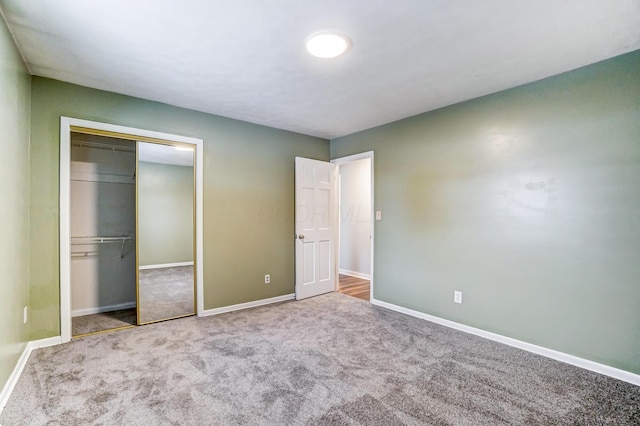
<box><xmin>71</xmin><ymin>140</ymin><xmax>135</xmax><ymax>153</ymax></box>
<box><xmin>70</xmin><ymin>236</ymin><xmax>132</xmax><ymax>259</ymax></box>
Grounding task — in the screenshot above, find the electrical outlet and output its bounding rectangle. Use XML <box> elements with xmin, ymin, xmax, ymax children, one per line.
<box><xmin>23</xmin><ymin>306</ymin><xmax>28</xmax><ymax>324</ymax></box>
<box><xmin>454</xmin><ymin>291</ymin><xmax>462</xmax><ymax>304</ymax></box>
<box><xmin>265</xmin><ymin>274</ymin><xmax>270</xmax><ymax>284</ymax></box>
<box><xmin>375</xmin><ymin>210</ymin><xmax>382</xmax><ymax>221</ymax></box>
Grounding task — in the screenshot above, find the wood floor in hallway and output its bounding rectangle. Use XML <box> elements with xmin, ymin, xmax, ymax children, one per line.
<box><xmin>338</xmin><ymin>274</ymin><xmax>370</xmax><ymax>301</ymax></box>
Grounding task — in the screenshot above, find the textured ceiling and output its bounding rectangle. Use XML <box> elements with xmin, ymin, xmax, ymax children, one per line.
<box><xmin>1</xmin><ymin>0</ymin><xmax>639</xmax><ymax>139</ymax></box>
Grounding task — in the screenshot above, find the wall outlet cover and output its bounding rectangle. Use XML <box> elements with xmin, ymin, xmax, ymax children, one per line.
<box><xmin>454</xmin><ymin>291</ymin><xmax>462</xmax><ymax>304</ymax></box>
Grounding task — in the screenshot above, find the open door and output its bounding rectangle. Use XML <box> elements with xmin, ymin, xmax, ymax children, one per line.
<box><xmin>295</xmin><ymin>157</ymin><xmax>338</xmax><ymax>300</ymax></box>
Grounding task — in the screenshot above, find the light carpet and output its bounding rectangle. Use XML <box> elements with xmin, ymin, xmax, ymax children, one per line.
<box><xmin>2</xmin><ymin>293</ymin><xmax>638</xmax><ymax>425</ymax></box>
<box><xmin>72</xmin><ymin>308</ymin><xmax>137</xmax><ymax>336</ymax></box>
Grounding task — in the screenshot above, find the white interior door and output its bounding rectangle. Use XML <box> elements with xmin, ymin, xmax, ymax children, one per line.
<box><xmin>295</xmin><ymin>157</ymin><xmax>338</xmax><ymax>300</ymax></box>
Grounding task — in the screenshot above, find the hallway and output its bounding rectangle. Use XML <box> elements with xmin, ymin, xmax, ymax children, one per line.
<box><xmin>338</xmin><ymin>274</ymin><xmax>370</xmax><ymax>301</ymax></box>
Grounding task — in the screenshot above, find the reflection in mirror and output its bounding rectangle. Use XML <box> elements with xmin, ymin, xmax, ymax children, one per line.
<box><xmin>137</xmin><ymin>142</ymin><xmax>195</xmax><ymax>324</ymax></box>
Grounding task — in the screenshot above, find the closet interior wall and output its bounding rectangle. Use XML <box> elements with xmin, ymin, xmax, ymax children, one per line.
<box><xmin>70</xmin><ymin>132</ymin><xmax>136</xmax><ymax>317</ymax></box>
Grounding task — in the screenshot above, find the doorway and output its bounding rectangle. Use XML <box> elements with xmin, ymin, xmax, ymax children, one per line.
<box><xmin>332</xmin><ymin>152</ymin><xmax>374</xmax><ymax>301</ymax></box>
<box><xmin>60</xmin><ymin>117</ymin><xmax>204</xmax><ymax>343</ymax></box>
<box><xmin>293</xmin><ymin>153</ymin><xmax>374</xmax><ymax>301</ymax></box>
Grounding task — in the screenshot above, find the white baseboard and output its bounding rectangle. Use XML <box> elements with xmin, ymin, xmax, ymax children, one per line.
<box><xmin>371</xmin><ymin>298</ymin><xmax>640</xmax><ymax>386</ymax></box>
<box><xmin>0</xmin><ymin>336</ymin><xmax>62</xmax><ymax>414</ymax></box>
<box><xmin>139</xmin><ymin>261</ymin><xmax>193</xmax><ymax>270</ymax></box>
<box><xmin>0</xmin><ymin>344</ymin><xmax>29</xmax><ymax>414</ymax></box>
<box><xmin>71</xmin><ymin>302</ymin><xmax>136</xmax><ymax>317</ymax></box>
<box><xmin>26</xmin><ymin>336</ymin><xmax>62</xmax><ymax>351</ymax></box>
<box><xmin>339</xmin><ymin>269</ymin><xmax>371</xmax><ymax>280</ymax></box>
<box><xmin>202</xmin><ymin>294</ymin><xmax>295</xmax><ymax>317</ymax></box>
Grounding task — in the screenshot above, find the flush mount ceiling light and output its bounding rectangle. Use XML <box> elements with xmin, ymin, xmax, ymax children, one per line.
<box><xmin>306</xmin><ymin>33</ymin><xmax>351</xmax><ymax>58</ymax></box>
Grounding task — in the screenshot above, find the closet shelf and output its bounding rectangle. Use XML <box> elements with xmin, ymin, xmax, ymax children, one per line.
<box><xmin>70</xmin><ymin>236</ymin><xmax>132</xmax><ymax>259</ymax></box>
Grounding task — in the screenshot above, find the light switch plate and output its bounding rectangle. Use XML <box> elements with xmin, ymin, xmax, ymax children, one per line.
<box><xmin>375</xmin><ymin>210</ymin><xmax>382</xmax><ymax>221</ymax></box>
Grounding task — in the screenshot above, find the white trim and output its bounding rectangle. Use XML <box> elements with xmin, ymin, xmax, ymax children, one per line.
<box><xmin>0</xmin><ymin>344</ymin><xmax>29</xmax><ymax>413</ymax></box>
<box><xmin>0</xmin><ymin>336</ymin><xmax>62</xmax><ymax>414</ymax></box>
<box><xmin>194</xmin><ymin>130</ymin><xmax>204</xmax><ymax>318</ymax></box>
<box><xmin>60</xmin><ymin>117</ymin><xmax>205</xmax><ymax>343</ymax></box>
<box><xmin>332</xmin><ymin>151</ymin><xmax>375</xmax><ymax>302</ymax></box>
<box><xmin>71</xmin><ymin>302</ymin><xmax>136</xmax><ymax>317</ymax></box>
<box><xmin>60</xmin><ymin>119</ymin><xmax>72</xmax><ymax>343</ymax></box>
<box><xmin>331</xmin><ymin>151</ymin><xmax>375</xmax><ymax>164</ymax></box>
<box><xmin>201</xmin><ymin>294</ymin><xmax>295</xmax><ymax>317</ymax></box>
<box><xmin>371</xmin><ymin>297</ymin><xmax>640</xmax><ymax>386</ymax></box>
<box><xmin>27</xmin><ymin>336</ymin><xmax>62</xmax><ymax>351</ymax></box>
<box><xmin>339</xmin><ymin>269</ymin><xmax>371</xmax><ymax>280</ymax></box>
<box><xmin>138</xmin><ymin>261</ymin><xmax>194</xmax><ymax>270</ymax></box>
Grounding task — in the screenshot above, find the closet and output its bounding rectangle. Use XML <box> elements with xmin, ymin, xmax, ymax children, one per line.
<box><xmin>69</xmin><ymin>131</ymin><xmax>195</xmax><ymax>337</ymax></box>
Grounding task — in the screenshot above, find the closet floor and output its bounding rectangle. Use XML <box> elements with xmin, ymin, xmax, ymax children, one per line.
<box><xmin>72</xmin><ymin>308</ymin><xmax>137</xmax><ymax>337</ymax></box>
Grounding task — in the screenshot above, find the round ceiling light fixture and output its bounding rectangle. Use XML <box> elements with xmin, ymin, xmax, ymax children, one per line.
<box><xmin>306</xmin><ymin>33</ymin><xmax>351</xmax><ymax>58</ymax></box>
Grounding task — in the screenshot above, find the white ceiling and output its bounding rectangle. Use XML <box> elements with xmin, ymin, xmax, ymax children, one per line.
<box><xmin>1</xmin><ymin>1</ymin><xmax>639</xmax><ymax>139</ymax></box>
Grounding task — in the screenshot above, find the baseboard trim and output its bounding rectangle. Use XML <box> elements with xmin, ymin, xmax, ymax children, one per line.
<box><xmin>0</xmin><ymin>336</ymin><xmax>62</xmax><ymax>414</ymax></box>
<box><xmin>201</xmin><ymin>294</ymin><xmax>295</xmax><ymax>317</ymax></box>
<box><xmin>0</xmin><ymin>343</ymin><xmax>29</xmax><ymax>414</ymax></box>
<box><xmin>339</xmin><ymin>269</ymin><xmax>371</xmax><ymax>280</ymax></box>
<box><xmin>26</xmin><ymin>336</ymin><xmax>62</xmax><ymax>351</ymax></box>
<box><xmin>139</xmin><ymin>261</ymin><xmax>193</xmax><ymax>270</ymax></box>
<box><xmin>370</xmin><ymin>298</ymin><xmax>640</xmax><ymax>386</ymax></box>
<box><xmin>71</xmin><ymin>302</ymin><xmax>136</xmax><ymax>317</ymax></box>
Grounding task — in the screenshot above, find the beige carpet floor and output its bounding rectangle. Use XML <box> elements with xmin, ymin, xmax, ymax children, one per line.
<box><xmin>2</xmin><ymin>293</ymin><xmax>638</xmax><ymax>425</ymax></box>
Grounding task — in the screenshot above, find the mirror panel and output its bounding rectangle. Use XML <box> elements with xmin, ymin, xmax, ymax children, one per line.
<box><xmin>137</xmin><ymin>142</ymin><xmax>195</xmax><ymax>324</ymax></box>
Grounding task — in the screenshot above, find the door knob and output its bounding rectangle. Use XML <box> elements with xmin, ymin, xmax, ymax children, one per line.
<box><xmin>297</xmin><ymin>234</ymin><xmax>305</xmax><ymax>240</ymax></box>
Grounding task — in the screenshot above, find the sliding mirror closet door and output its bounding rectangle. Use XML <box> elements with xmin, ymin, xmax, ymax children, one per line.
<box><xmin>137</xmin><ymin>142</ymin><xmax>195</xmax><ymax>324</ymax></box>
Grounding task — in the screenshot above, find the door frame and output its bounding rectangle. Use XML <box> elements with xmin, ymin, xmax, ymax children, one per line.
<box><xmin>59</xmin><ymin>117</ymin><xmax>204</xmax><ymax>343</ymax></box>
<box><xmin>331</xmin><ymin>151</ymin><xmax>374</xmax><ymax>301</ymax></box>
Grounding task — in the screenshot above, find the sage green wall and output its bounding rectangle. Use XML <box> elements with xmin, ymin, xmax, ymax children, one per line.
<box><xmin>0</xmin><ymin>17</ymin><xmax>31</xmax><ymax>391</ymax></box>
<box><xmin>331</xmin><ymin>50</ymin><xmax>640</xmax><ymax>374</ymax></box>
<box><xmin>138</xmin><ymin>161</ymin><xmax>194</xmax><ymax>266</ymax></box>
<box><xmin>30</xmin><ymin>77</ymin><xmax>328</xmax><ymax>339</ymax></box>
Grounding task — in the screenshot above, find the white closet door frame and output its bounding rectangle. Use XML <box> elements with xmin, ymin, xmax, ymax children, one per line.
<box><xmin>59</xmin><ymin>117</ymin><xmax>205</xmax><ymax>343</ymax></box>
<box><xmin>331</xmin><ymin>151</ymin><xmax>375</xmax><ymax>301</ymax></box>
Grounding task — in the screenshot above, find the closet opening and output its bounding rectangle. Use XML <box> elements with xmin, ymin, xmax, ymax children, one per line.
<box><xmin>60</xmin><ymin>117</ymin><xmax>204</xmax><ymax>343</ymax></box>
<box><xmin>70</xmin><ymin>132</ymin><xmax>137</xmax><ymax>337</ymax></box>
